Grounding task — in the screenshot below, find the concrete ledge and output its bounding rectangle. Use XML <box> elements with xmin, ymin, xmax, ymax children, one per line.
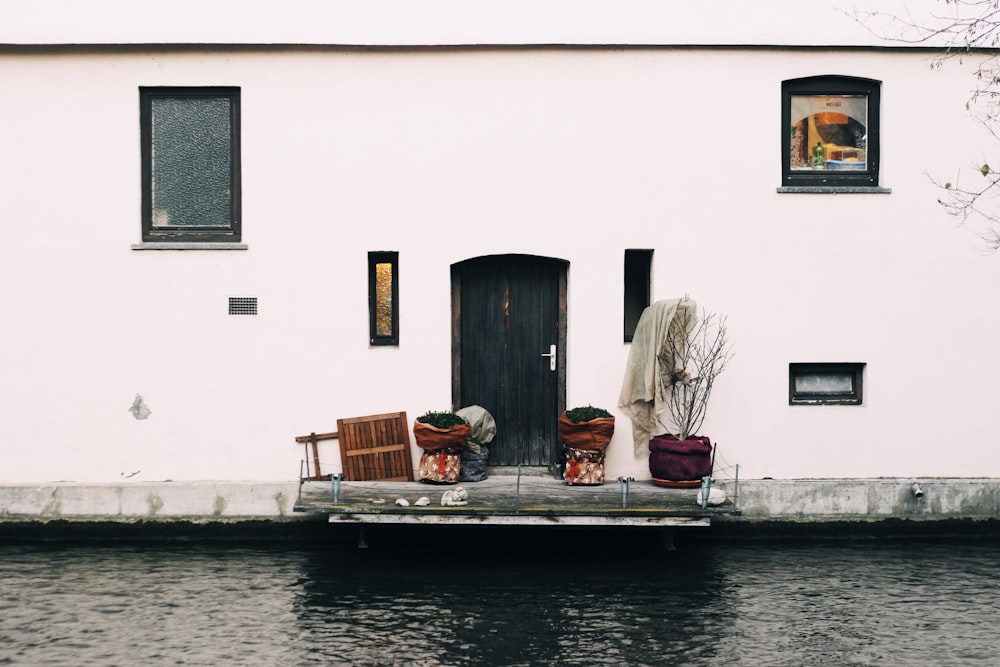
<box><xmin>0</xmin><ymin>482</ymin><xmax>311</xmax><ymax>522</ymax></box>
<box><xmin>3</xmin><ymin>479</ymin><xmax>1000</xmax><ymax>526</ymax></box>
<box><xmin>731</xmin><ymin>478</ymin><xmax>1000</xmax><ymax>521</ymax></box>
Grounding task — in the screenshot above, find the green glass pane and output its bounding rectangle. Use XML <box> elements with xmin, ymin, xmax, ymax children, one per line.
<box><xmin>151</xmin><ymin>96</ymin><xmax>232</xmax><ymax>228</ymax></box>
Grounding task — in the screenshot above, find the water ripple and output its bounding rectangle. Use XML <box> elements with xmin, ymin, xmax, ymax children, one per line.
<box><xmin>1</xmin><ymin>540</ymin><xmax>999</xmax><ymax>665</ymax></box>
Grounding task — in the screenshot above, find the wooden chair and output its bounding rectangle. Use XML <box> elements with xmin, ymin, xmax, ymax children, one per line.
<box><xmin>294</xmin><ymin>430</ymin><xmax>339</xmax><ymax>481</ymax></box>
<box><xmin>295</xmin><ymin>411</ymin><xmax>414</xmax><ymax>482</ymax></box>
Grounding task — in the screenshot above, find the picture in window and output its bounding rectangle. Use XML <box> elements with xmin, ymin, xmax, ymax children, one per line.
<box><xmin>790</xmin><ymin>94</ymin><xmax>867</xmax><ymax>173</ymax></box>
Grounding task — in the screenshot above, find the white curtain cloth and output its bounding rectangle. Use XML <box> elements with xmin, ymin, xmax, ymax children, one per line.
<box><xmin>617</xmin><ymin>297</ymin><xmax>697</xmax><ymax>456</ymax></box>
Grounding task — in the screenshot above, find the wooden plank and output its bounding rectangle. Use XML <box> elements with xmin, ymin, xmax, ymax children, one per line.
<box><xmin>373</xmin><ymin>420</ymin><xmax>387</xmax><ymax>479</ymax></box>
<box><xmin>296</xmin><ymin>474</ymin><xmax>736</xmax><ymax>528</ymax></box>
<box><xmin>294</xmin><ymin>431</ymin><xmax>338</xmax><ymax>443</ymax></box>
<box><xmin>344</xmin><ymin>443</ymin><xmax>406</xmax><ymax>457</ymax></box>
<box><xmin>329</xmin><ymin>514</ymin><xmax>711</xmax><ymax>527</ymax></box>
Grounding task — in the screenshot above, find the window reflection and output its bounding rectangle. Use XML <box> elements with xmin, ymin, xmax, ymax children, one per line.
<box><xmin>790</xmin><ymin>94</ymin><xmax>867</xmax><ymax>172</ymax></box>
<box><xmin>794</xmin><ymin>372</ymin><xmax>853</xmax><ymax>394</ymax></box>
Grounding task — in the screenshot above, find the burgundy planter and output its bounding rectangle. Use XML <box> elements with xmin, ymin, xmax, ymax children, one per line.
<box><xmin>648</xmin><ymin>435</ymin><xmax>713</xmax><ymax>485</ymax></box>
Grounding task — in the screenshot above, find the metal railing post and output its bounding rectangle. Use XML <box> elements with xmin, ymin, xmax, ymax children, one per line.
<box><xmin>618</xmin><ymin>476</ymin><xmax>634</xmax><ymax>509</ymax></box>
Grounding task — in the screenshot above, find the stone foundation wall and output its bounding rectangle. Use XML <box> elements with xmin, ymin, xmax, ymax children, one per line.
<box><xmin>2</xmin><ymin>479</ymin><xmax>999</xmax><ymax>526</ymax></box>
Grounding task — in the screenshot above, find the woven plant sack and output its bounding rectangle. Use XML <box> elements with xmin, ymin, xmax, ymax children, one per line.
<box><xmin>413</xmin><ymin>421</ymin><xmax>471</xmax><ymax>453</ymax></box>
<box><xmin>459</xmin><ymin>448</ymin><xmax>489</xmax><ymax>482</ymax></box>
<box><xmin>563</xmin><ymin>447</ymin><xmax>606</xmax><ymax>485</ymax></box>
<box><xmin>418</xmin><ymin>451</ymin><xmax>461</xmax><ymax>484</ymax></box>
<box><xmin>557</xmin><ymin>414</ymin><xmax>615</xmax><ymax>451</ymax></box>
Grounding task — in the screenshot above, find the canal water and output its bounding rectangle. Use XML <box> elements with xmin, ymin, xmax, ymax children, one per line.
<box><xmin>2</xmin><ymin>529</ymin><xmax>999</xmax><ymax>666</ymax></box>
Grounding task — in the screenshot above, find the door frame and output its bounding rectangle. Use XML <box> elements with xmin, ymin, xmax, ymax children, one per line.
<box><xmin>450</xmin><ymin>254</ymin><xmax>568</xmax><ymax>462</ymax></box>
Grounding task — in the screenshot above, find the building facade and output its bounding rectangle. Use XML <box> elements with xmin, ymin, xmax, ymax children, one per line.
<box><xmin>2</xmin><ymin>1</ymin><xmax>997</xmax><ymax>489</ymax></box>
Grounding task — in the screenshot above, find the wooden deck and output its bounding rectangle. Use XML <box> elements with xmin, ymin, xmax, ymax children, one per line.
<box><xmin>294</xmin><ymin>470</ymin><xmax>739</xmax><ymax>528</ymax></box>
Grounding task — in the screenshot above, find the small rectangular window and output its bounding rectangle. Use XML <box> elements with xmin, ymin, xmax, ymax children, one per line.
<box><xmin>369</xmin><ymin>251</ymin><xmax>399</xmax><ymax>346</ymax></box>
<box><xmin>789</xmin><ymin>362</ymin><xmax>865</xmax><ymax>405</ymax></box>
<box><xmin>140</xmin><ymin>87</ymin><xmax>241</xmax><ymax>243</ymax></box>
<box><xmin>781</xmin><ymin>76</ymin><xmax>881</xmax><ymax>190</ymax></box>
<box><xmin>624</xmin><ymin>249</ymin><xmax>652</xmax><ymax>342</ymax></box>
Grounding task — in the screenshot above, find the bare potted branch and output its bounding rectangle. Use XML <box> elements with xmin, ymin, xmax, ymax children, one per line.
<box><xmin>649</xmin><ymin>307</ymin><xmax>733</xmax><ymax>487</ymax></box>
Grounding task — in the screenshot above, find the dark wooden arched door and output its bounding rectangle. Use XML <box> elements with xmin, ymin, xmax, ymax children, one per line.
<box><xmin>451</xmin><ymin>255</ymin><xmax>567</xmax><ymax>466</ymax></box>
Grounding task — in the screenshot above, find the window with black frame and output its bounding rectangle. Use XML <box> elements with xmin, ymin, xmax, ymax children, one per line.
<box><xmin>789</xmin><ymin>362</ymin><xmax>865</xmax><ymax>405</ymax></box>
<box><xmin>624</xmin><ymin>249</ymin><xmax>652</xmax><ymax>343</ymax></box>
<box><xmin>780</xmin><ymin>76</ymin><xmax>884</xmax><ymax>192</ymax></box>
<box><xmin>139</xmin><ymin>87</ymin><xmax>241</xmax><ymax>244</ymax></box>
<box><xmin>369</xmin><ymin>251</ymin><xmax>399</xmax><ymax>346</ymax></box>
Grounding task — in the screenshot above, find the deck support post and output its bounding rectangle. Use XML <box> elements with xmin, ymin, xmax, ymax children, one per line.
<box><xmin>660</xmin><ymin>528</ymin><xmax>676</xmax><ymax>551</ymax></box>
<box><xmin>699</xmin><ymin>476</ymin><xmax>714</xmax><ymax>509</ymax></box>
<box><xmin>357</xmin><ymin>526</ymin><xmax>368</xmax><ymax>549</ymax></box>
<box><xmin>734</xmin><ymin>464</ymin><xmax>740</xmax><ymax>512</ymax></box>
<box><xmin>297</xmin><ymin>461</ymin><xmax>304</xmax><ymax>504</ymax></box>
<box><xmin>331</xmin><ymin>473</ymin><xmax>343</xmax><ymax>504</ymax></box>
<box><xmin>617</xmin><ymin>476</ymin><xmax>634</xmax><ymax>509</ymax></box>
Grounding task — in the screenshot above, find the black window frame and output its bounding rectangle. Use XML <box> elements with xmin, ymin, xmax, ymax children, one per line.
<box><xmin>789</xmin><ymin>362</ymin><xmax>865</xmax><ymax>405</ymax></box>
<box><xmin>368</xmin><ymin>251</ymin><xmax>399</xmax><ymax>346</ymax></box>
<box><xmin>140</xmin><ymin>86</ymin><xmax>242</xmax><ymax>243</ymax></box>
<box><xmin>624</xmin><ymin>249</ymin><xmax>653</xmax><ymax>343</ymax></box>
<box><xmin>781</xmin><ymin>75</ymin><xmax>881</xmax><ymax>190</ymax></box>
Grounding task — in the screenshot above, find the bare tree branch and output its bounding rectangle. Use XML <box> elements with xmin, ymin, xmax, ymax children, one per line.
<box><xmin>656</xmin><ymin>309</ymin><xmax>733</xmax><ymax>440</ymax></box>
<box><xmin>852</xmin><ymin>1</ymin><xmax>1000</xmax><ymax>251</ymax></box>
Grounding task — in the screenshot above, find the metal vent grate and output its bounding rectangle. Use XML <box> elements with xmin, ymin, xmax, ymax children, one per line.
<box><xmin>228</xmin><ymin>297</ymin><xmax>258</xmax><ymax>316</ymax></box>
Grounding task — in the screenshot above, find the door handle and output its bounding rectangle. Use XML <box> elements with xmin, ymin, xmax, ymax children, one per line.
<box><xmin>540</xmin><ymin>344</ymin><xmax>556</xmax><ymax>371</ymax></box>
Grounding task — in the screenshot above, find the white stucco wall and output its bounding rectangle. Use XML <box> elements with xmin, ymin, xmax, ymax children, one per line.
<box><xmin>0</xmin><ymin>0</ymin><xmax>938</xmax><ymax>47</ymax></box>
<box><xmin>1</xmin><ymin>42</ymin><xmax>997</xmax><ymax>484</ymax></box>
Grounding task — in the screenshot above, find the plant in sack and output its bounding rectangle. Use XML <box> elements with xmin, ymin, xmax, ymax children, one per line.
<box><xmin>650</xmin><ymin>306</ymin><xmax>733</xmax><ymax>486</ymax></box>
<box><xmin>558</xmin><ymin>405</ymin><xmax>615</xmax><ymax>486</ymax></box>
<box><xmin>414</xmin><ymin>410</ymin><xmax>471</xmax><ymax>484</ymax></box>
<box><xmin>558</xmin><ymin>405</ymin><xmax>615</xmax><ymax>450</ymax></box>
<box><xmin>456</xmin><ymin>405</ymin><xmax>496</xmax><ymax>483</ymax></box>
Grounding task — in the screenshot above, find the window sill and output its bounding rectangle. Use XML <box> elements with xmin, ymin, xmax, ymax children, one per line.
<box><xmin>131</xmin><ymin>242</ymin><xmax>248</xmax><ymax>250</ymax></box>
<box><xmin>777</xmin><ymin>186</ymin><xmax>892</xmax><ymax>194</ymax></box>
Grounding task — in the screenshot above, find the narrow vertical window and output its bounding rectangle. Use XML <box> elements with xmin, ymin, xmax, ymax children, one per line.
<box><xmin>140</xmin><ymin>87</ymin><xmax>241</xmax><ymax>243</ymax></box>
<box><xmin>624</xmin><ymin>249</ymin><xmax>653</xmax><ymax>342</ymax></box>
<box><xmin>369</xmin><ymin>251</ymin><xmax>399</xmax><ymax>346</ymax></box>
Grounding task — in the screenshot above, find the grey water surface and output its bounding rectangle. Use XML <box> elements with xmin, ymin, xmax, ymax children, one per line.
<box><xmin>1</xmin><ymin>534</ymin><xmax>998</xmax><ymax>666</ymax></box>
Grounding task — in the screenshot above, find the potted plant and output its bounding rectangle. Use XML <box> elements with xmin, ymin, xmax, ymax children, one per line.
<box><xmin>456</xmin><ymin>405</ymin><xmax>495</xmax><ymax>482</ymax></box>
<box><xmin>558</xmin><ymin>405</ymin><xmax>615</xmax><ymax>485</ymax></box>
<box><xmin>414</xmin><ymin>410</ymin><xmax>471</xmax><ymax>484</ymax></box>
<box><xmin>649</xmin><ymin>307</ymin><xmax>733</xmax><ymax>487</ymax></box>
